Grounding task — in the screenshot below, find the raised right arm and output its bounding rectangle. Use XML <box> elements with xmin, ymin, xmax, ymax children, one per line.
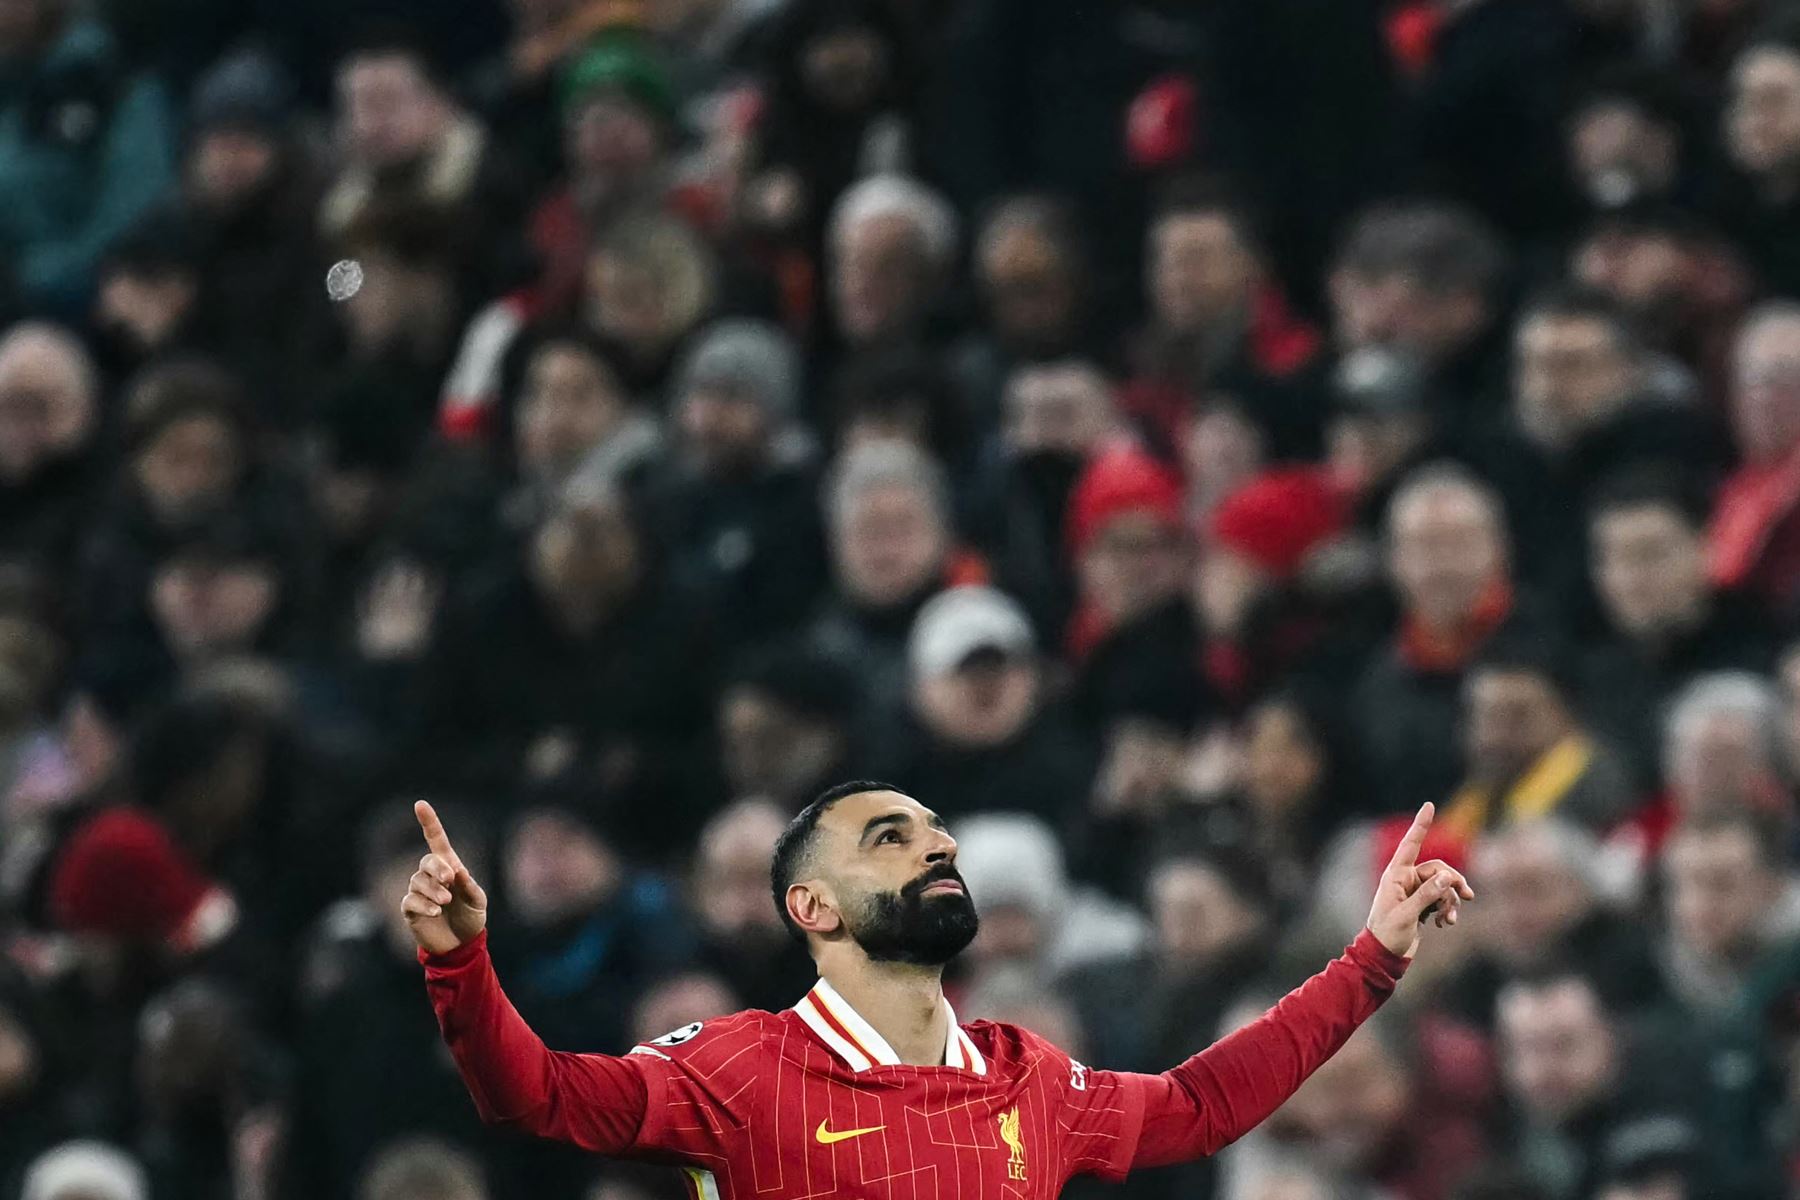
<box><xmin>407</xmin><ymin>800</ymin><xmax>649</xmax><ymax>1153</ymax></box>
<box><xmin>420</xmin><ymin>931</ymin><xmax>651</xmax><ymax>1153</ymax></box>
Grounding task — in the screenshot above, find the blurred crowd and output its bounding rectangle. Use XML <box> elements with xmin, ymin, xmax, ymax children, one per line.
<box><xmin>7</xmin><ymin>0</ymin><xmax>1800</xmax><ymax>1198</ymax></box>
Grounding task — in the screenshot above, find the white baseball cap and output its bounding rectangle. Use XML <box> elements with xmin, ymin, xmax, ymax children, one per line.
<box><xmin>23</xmin><ymin>1141</ymin><xmax>147</xmax><ymax>1200</ymax></box>
<box><xmin>908</xmin><ymin>586</ymin><xmax>1035</xmax><ymax>679</ymax></box>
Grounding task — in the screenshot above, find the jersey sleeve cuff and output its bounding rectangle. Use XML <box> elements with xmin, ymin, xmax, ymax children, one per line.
<box><xmin>1347</xmin><ymin>928</ymin><xmax>1410</xmax><ymax>988</ymax></box>
<box><xmin>419</xmin><ymin>928</ymin><xmax>489</xmax><ymax>971</ymax></box>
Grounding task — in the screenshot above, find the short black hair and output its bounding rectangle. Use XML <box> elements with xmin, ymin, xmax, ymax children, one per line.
<box><xmin>338</xmin><ymin>21</ymin><xmax>448</xmax><ymax>92</ymax></box>
<box><xmin>1149</xmin><ymin>838</ymin><xmax>1274</xmax><ymax>912</ymax></box>
<box><xmin>769</xmin><ymin>779</ymin><xmax>906</xmax><ymax>942</ymax></box>
<box><xmin>1587</xmin><ymin>464</ymin><xmax>1709</xmax><ymax>530</ymax></box>
<box><xmin>1517</xmin><ymin>283</ymin><xmax>1641</xmax><ymax>357</ymax></box>
<box><xmin>1150</xmin><ymin>172</ymin><xmax>1266</xmax><ymax>258</ymax></box>
<box><xmin>1468</xmin><ymin>633</ymin><xmax>1578</xmax><ymax>706</ymax></box>
<box><xmin>1497</xmin><ymin>960</ymin><xmax>1609</xmax><ymax>1014</ymax></box>
<box><xmin>724</xmin><ymin>643</ymin><xmax>858</xmax><ymax>726</ymax></box>
<box><xmin>125</xmin><ymin>358</ymin><xmax>251</xmax><ymax>455</ymax></box>
<box><xmin>1336</xmin><ymin>200</ymin><xmax>1506</xmax><ymax>298</ymax></box>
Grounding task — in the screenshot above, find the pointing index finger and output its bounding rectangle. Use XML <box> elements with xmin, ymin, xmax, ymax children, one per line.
<box><xmin>414</xmin><ymin>800</ymin><xmax>460</xmax><ymax>865</ymax></box>
<box><xmin>1385</xmin><ymin>802</ymin><xmax>1434</xmax><ymax>874</ymax></box>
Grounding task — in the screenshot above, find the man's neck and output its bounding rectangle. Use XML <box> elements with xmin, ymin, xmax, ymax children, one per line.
<box><xmin>819</xmin><ymin>956</ymin><xmax>950</xmax><ymax>1066</ymax></box>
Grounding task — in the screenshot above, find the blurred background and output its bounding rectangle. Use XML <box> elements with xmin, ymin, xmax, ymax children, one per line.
<box><xmin>2</xmin><ymin>0</ymin><xmax>1800</xmax><ymax>1197</ymax></box>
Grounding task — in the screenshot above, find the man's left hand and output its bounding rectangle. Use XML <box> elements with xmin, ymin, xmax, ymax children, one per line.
<box><xmin>1366</xmin><ymin>803</ymin><xmax>1476</xmax><ymax>959</ymax></box>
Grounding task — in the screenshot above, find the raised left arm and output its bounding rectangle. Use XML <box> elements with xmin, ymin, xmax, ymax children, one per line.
<box><xmin>1126</xmin><ymin>803</ymin><xmax>1474</xmax><ymax>1166</ymax></box>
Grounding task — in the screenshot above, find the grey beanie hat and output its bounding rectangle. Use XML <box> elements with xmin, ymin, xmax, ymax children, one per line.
<box><xmin>676</xmin><ymin>319</ymin><xmax>800</xmax><ymax>420</ymax></box>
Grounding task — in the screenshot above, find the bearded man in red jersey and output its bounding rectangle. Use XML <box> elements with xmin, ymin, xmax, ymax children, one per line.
<box><xmin>408</xmin><ymin>780</ymin><xmax>1473</xmax><ymax>1199</ymax></box>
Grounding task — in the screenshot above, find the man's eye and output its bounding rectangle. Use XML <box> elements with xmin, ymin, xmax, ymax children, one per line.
<box><xmin>878</xmin><ymin>830</ymin><xmax>901</xmax><ymax>845</ymax></box>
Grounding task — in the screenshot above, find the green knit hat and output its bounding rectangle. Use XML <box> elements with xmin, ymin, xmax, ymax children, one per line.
<box><xmin>561</xmin><ymin>34</ymin><xmax>678</xmax><ymax>127</ymax></box>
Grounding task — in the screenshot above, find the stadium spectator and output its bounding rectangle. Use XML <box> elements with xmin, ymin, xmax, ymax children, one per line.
<box><xmin>1718</xmin><ymin>18</ymin><xmax>1800</xmax><ymax>299</ymax></box>
<box><xmin>1063</xmin><ymin>841</ymin><xmax>1275</xmax><ymax>1075</ymax></box>
<box><xmin>953</xmin><ymin>195</ymin><xmax>1092</xmax><ymax>417</ymax></box>
<box><xmin>1062</xmin><ymin>444</ymin><xmax>1187</xmax><ymax>662</ymax></box>
<box><xmin>876</xmin><ymin>586</ymin><xmax>1093</xmax><ymax>824</ymax></box>
<box><xmin>652</xmin><ymin>318</ymin><xmax>825</xmax><ymax>647</ymax></box>
<box><xmin>686</xmin><ymin>798</ymin><xmax>813</xmax><ymax>1010</ymax></box>
<box><xmin>949</xmin><ymin>810</ymin><xmax>1146</xmax><ymax>983</ymax></box>
<box><xmin>527</xmin><ymin>33</ymin><xmax>686</xmax><ymax>310</ymax></box>
<box><xmin>1476</xmin><ymin>286</ymin><xmax>1718</xmax><ymax>605</ymax></box>
<box><xmin>967</xmin><ymin>356</ymin><xmax>1123</xmax><ymax>632</ymax></box>
<box><xmin>287</xmin><ymin>804</ymin><xmax>492</xmax><ymax>1199</ymax></box>
<box><xmin>1124</xmin><ymin>178</ymin><xmax>1321</xmax><ymax>459</ymax></box>
<box><xmin>1708</xmin><ymin>302</ymin><xmax>1800</xmax><ymax>614</ymax></box>
<box><xmin>77</xmin><ymin>360</ymin><xmax>300</xmax><ymax>639</ymax></box>
<box><xmin>90</xmin><ymin>217</ymin><xmax>204</xmax><ymax>382</ymax></box>
<box><xmin>132</xmin><ymin>979</ymin><xmax>258</xmax><ymax>1197</ymax></box>
<box><xmin>1655</xmin><ymin>672</ymin><xmax>1789</xmax><ymax>838</ymax></box>
<box><xmin>1656</xmin><ymin>811</ymin><xmax>1800</xmax><ymax>1021</ymax></box>
<box><xmin>1495</xmin><ymin>971</ymin><xmax>1713</xmax><ymax>1200</ymax></box>
<box><xmin>827</xmin><ymin>174</ymin><xmax>958</xmax><ymax>356</ymax></box>
<box><xmin>174</xmin><ymin>48</ymin><xmax>326</xmax><ymax>421</ymax></box>
<box><xmin>1564</xmin><ymin>69</ymin><xmax>1691</xmax><ymax>215</ymax></box>
<box><xmin>1582</xmin><ymin>469</ymin><xmax>1776</xmax><ymax>782</ymax></box>
<box><xmin>506</xmin><ymin>324</ymin><xmax>661</xmax><ymax>521</ymax></box>
<box><xmin>1569</xmin><ymin>207</ymin><xmax>1752</xmax><ymax>406</ymax></box>
<box><xmin>1328</xmin><ymin>203</ymin><xmax>1508</xmax><ymax>437</ymax></box>
<box><xmin>329</xmin><ymin>203</ymin><xmax>473</xmax><ymax>441</ymax></box>
<box><xmin>747</xmin><ymin>0</ymin><xmax>922</xmax><ymax>251</ymax></box>
<box><xmin>581</xmin><ymin>210</ymin><xmax>718</xmax><ymax>398</ymax></box>
<box><xmin>488</xmin><ymin>795</ymin><xmax>693</xmax><ymax>1054</ymax></box>
<box><xmin>0</xmin><ymin>323</ymin><xmax>101</xmax><ymax>576</ymax></box>
<box><xmin>1353</xmin><ymin>465</ymin><xmax>1533</xmax><ymax>812</ymax></box>
<box><xmin>0</xmin><ymin>0</ymin><xmax>177</xmax><ymax>316</ymax></box>
<box><xmin>1084</xmin><ymin>463</ymin><xmax>1361</xmax><ymax>744</ymax></box>
<box><xmin>1437</xmin><ymin>641</ymin><xmax>1636</xmax><ymax>844</ymax></box>
<box><xmin>1244</xmin><ymin>1003</ymin><xmax>1490</xmax><ymax>1200</ymax></box>
<box><xmin>1437</xmin><ymin>820</ymin><xmax>1662</xmax><ymax>1026</ymax></box>
<box><xmin>713</xmin><ymin>648</ymin><xmax>854</xmax><ymax>811</ymax></box>
<box><xmin>322</xmin><ymin>29</ymin><xmax>527</xmax><ymax>285</ymax></box>
<box><xmin>809</xmin><ymin>441</ymin><xmax>983</xmax><ymax>713</ymax></box>
<box><xmin>409</xmin><ymin>486</ymin><xmax>717</xmax><ymax>843</ymax></box>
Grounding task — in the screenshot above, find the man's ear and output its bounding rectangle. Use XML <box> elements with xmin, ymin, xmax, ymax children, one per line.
<box><xmin>787</xmin><ymin>880</ymin><xmax>843</xmax><ymax>937</ymax></box>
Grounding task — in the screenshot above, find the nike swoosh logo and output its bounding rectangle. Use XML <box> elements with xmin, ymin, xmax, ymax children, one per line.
<box><xmin>815</xmin><ymin>1119</ymin><xmax>886</xmax><ymax>1145</ymax></box>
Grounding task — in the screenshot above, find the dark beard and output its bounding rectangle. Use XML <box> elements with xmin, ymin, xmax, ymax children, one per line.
<box><xmin>848</xmin><ymin>864</ymin><xmax>980</xmax><ymax>965</ymax></box>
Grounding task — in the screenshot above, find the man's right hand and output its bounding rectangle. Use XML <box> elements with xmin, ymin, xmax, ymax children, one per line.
<box><xmin>404</xmin><ymin>801</ymin><xmax>488</xmax><ymax>956</ymax></box>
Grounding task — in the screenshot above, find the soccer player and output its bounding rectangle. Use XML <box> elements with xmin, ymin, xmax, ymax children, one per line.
<box><xmin>408</xmin><ymin>781</ymin><xmax>1473</xmax><ymax>1198</ymax></box>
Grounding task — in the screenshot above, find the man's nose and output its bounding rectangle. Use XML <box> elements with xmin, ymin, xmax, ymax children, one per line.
<box><xmin>924</xmin><ymin>829</ymin><xmax>957</xmax><ymax>864</ymax></box>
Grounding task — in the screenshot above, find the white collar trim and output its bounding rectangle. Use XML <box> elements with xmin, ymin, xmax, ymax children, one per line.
<box><xmin>793</xmin><ymin>978</ymin><xmax>985</xmax><ymax>1074</ymax></box>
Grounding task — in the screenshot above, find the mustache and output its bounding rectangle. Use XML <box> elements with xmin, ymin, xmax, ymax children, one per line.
<box><xmin>902</xmin><ymin>863</ymin><xmax>968</xmax><ymax>899</ymax></box>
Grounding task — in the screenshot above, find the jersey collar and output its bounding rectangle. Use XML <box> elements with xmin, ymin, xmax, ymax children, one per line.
<box><xmin>794</xmin><ymin>978</ymin><xmax>987</xmax><ymax>1075</ymax></box>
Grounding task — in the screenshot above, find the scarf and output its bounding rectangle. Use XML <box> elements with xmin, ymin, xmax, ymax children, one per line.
<box><xmin>1707</xmin><ymin>446</ymin><xmax>1800</xmax><ymax>589</ymax></box>
<box><xmin>1439</xmin><ymin>734</ymin><xmax>1596</xmax><ymax>844</ymax></box>
<box><xmin>1397</xmin><ymin>578</ymin><xmax>1514</xmax><ymax>674</ymax></box>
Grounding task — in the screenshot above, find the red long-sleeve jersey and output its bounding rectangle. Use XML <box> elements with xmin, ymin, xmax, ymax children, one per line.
<box><xmin>422</xmin><ymin>930</ymin><xmax>1407</xmax><ymax>1198</ymax></box>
